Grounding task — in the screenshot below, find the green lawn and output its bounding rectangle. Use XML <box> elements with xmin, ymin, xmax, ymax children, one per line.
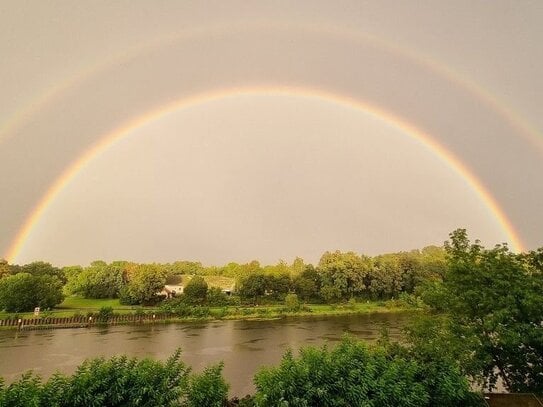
<box><xmin>57</xmin><ymin>297</ymin><xmax>124</xmax><ymax>310</ymax></box>
<box><xmin>0</xmin><ymin>297</ymin><xmax>149</xmax><ymax>319</ymax></box>
<box><xmin>0</xmin><ymin>296</ymin><xmax>410</xmax><ymax>322</ymax></box>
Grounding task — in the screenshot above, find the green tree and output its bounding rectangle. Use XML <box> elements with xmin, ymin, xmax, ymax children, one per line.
<box><xmin>119</xmin><ymin>264</ymin><xmax>167</xmax><ymax>305</ymax></box>
<box><xmin>0</xmin><ymin>273</ymin><xmax>64</xmax><ymax>312</ymax></box>
<box><xmin>264</xmin><ymin>273</ymin><xmax>291</xmax><ymax>300</ymax></box>
<box><xmin>71</xmin><ymin>261</ymin><xmax>124</xmax><ymax>298</ymax></box>
<box><xmin>171</xmin><ymin>261</ymin><xmax>204</xmax><ymax>276</ymax></box>
<box><xmin>0</xmin><ymin>260</ymin><xmax>11</xmax><ymax>280</ymax></box>
<box><xmin>183</xmin><ymin>276</ymin><xmax>208</xmax><ymax>304</ymax></box>
<box><xmin>369</xmin><ymin>254</ymin><xmax>403</xmax><ymax>299</ymax></box>
<box><xmin>292</xmin><ymin>265</ymin><xmax>320</xmax><ymax>301</ymax></box>
<box><xmin>62</xmin><ymin>265</ymin><xmax>83</xmax><ymax>294</ymax></box>
<box><xmin>236</xmin><ymin>273</ymin><xmax>267</xmax><ymax>304</ymax></box>
<box><xmin>414</xmin><ymin>229</ymin><xmax>543</xmax><ymax>392</ymax></box>
<box><xmin>318</xmin><ymin>250</ymin><xmax>372</xmax><ymax>300</ymax></box>
<box><xmin>21</xmin><ymin>261</ymin><xmax>66</xmax><ymax>284</ymax></box>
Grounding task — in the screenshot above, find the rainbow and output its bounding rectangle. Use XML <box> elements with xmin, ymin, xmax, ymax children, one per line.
<box><xmin>1</xmin><ymin>21</ymin><xmax>542</xmax><ymax>153</ymax></box>
<box><xmin>4</xmin><ymin>85</ymin><xmax>525</xmax><ymax>263</ymax></box>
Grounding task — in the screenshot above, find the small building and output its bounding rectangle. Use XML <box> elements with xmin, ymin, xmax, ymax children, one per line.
<box><xmin>158</xmin><ymin>284</ymin><xmax>183</xmax><ymax>298</ymax></box>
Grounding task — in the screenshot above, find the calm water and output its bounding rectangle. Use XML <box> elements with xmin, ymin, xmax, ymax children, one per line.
<box><xmin>0</xmin><ymin>313</ymin><xmax>410</xmax><ymax>396</ymax></box>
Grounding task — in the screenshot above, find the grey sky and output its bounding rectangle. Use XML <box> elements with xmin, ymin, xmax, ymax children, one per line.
<box><xmin>1</xmin><ymin>1</ymin><xmax>542</xmax><ymax>266</ymax></box>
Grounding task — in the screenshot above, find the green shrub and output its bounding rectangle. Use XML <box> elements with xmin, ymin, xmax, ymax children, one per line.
<box><xmin>133</xmin><ymin>307</ymin><xmax>145</xmax><ymax>317</ymax></box>
<box><xmin>207</xmin><ymin>287</ymin><xmax>228</xmax><ymax>306</ymax></box>
<box><xmin>253</xmin><ymin>337</ymin><xmax>483</xmax><ymax>407</ymax></box>
<box><xmin>284</xmin><ymin>293</ymin><xmax>300</xmax><ymax>312</ymax></box>
<box><xmin>210</xmin><ymin>307</ymin><xmax>229</xmax><ymax>319</ymax></box>
<box><xmin>256</xmin><ymin>307</ymin><xmax>270</xmax><ymax>316</ymax></box>
<box><xmin>97</xmin><ymin>306</ymin><xmax>114</xmax><ymax>321</ymax></box>
<box><xmin>228</xmin><ymin>295</ymin><xmax>241</xmax><ymax>306</ymax></box>
<box><xmin>0</xmin><ymin>350</ymin><xmax>236</xmax><ymax>407</ymax></box>
<box><xmin>190</xmin><ymin>306</ymin><xmax>210</xmax><ymax>318</ymax></box>
<box><xmin>186</xmin><ymin>363</ymin><xmax>229</xmax><ymax>407</ymax></box>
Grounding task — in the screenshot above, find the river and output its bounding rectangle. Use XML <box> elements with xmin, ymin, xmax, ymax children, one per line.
<box><xmin>0</xmin><ymin>312</ymin><xmax>410</xmax><ymax>396</ymax></box>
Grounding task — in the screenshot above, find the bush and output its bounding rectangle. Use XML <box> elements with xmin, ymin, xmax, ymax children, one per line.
<box><xmin>97</xmin><ymin>306</ymin><xmax>114</xmax><ymax>321</ymax></box>
<box><xmin>284</xmin><ymin>293</ymin><xmax>300</xmax><ymax>312</ymax></box>
<box><xmin>133</xmin><ymin>307</ymin><xmax>145</xmax><ymax>317</ymax></box>
<box><xmin>347</xmin><ymin>297</ymin><xmax>357</xmax><ymax>309</ymax></box>
<box><xmin>210</xmin><ymin>307</ymin><xmax>229</xmax><ymax>319</ymax></box>
<box><xmin>186</xmin><ymin>363</ymin><xmax>229</xmax><ymax>407</ymax></box>
<box><xmin>118</xmin><ymin>286</ymin><xmax>139</xmax><ymax>305</ymax></box>
<box><xmin>253</xmin><ymin>337</ymin><xmax>483</xmax><ymax>407</ymax></box>
<box><xmin>0</xmin><ymin>351</ymin><xmax>191</xmax><ymax>407</ymax></box>
<box><xmin>207</xmin><ymin>287</ymin><xmax>228</xmax><ymax>306</ymax></box>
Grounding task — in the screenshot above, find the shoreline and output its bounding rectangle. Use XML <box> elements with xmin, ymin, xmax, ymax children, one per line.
<box><xmin>0</xmin><ymin>304</ymin><xmax>417</xmax><ymax>331</ymax></box>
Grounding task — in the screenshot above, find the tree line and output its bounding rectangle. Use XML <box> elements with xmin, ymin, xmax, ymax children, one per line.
<box><xmin>0</xmin><ymin>246</ymin><xmax>447</xmax><ymax>312</ymax></box>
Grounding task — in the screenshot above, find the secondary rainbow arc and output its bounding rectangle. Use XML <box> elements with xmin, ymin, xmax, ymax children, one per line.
<box><xmin>4</xmin><ymin>86</ymin><xmax>525</xmax><ymax>263</ymax></box>
<box><xmin>1</xmin><ymin>21</ymin><xmax>541</xmax><ymax>153</ymax></box>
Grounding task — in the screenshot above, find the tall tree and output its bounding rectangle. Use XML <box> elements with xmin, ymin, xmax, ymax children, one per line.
<box><xmin>120</xmin><ymin>264</ymin><xmax>167</xmax><ymax>305</ymax></box>
<box><xmin>21</xmin><ymin>261</ymin><xmax>66</xmax><ymax>284</ymax></box>
<box><xmin>0</xmin><ymin>273</ymin><xmax>64</xmax><ymax>312</ymax></box>
<box><xmin>414</xmin><ymin>229</ymin><xmax>543</xmax><ymax>392</ymax></box>
<box><xmin>183</xmin><ymin>276</ymin><xmax>208</xmax><ymax>304</ymax></box>
<box><xmin>318</xmin><ymin>250</ymin><xmax>372</xmax><ymax>299</ymax></box>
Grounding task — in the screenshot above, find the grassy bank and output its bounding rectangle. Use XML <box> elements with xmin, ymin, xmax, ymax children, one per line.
<box><xmin>0</xmin><ymin>297</ymin><xmax>415</xmax><ymax>328</ymax></box>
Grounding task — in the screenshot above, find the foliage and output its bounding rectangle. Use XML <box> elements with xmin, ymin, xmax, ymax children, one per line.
<box><xmin>263</xmin><ymin>274</ymin><xmax>291</xmax><ymax>301</ymax></box>
<box><xmin>0</xmin><ymin>335</ymin><xmax>487</xmax><ymax>407</ymax></box>
<box><xmin>292</xmin><ymin>265</ymin><xmax>320</xmax><ymax>301</ymax></box>
<box><xmin>284</xmin><ymin>293</ymin><xmax>300</xmax><ymax>312</ymax></box>
<box><xmin>207</xmin><ymin>287</ymin><xmax>228</xmax><ymax>306</ymax></box>
<box><xmin>0</xmin><ymin>259</ymin><xmax>13</xmax><ymax>280</ymax></box>
<box><xmin>0</xmin><ymin>350</ymin><xmax>235</xmax><ymax>407</ymax></box>
<box><xmin>0</xmin><ymin>273</ymin><xmax>64</xmax><ymax>312</ymax></box>
<box><xmin>119</xmin><ymin>264</ymin><xmax>167</xmax><ymax>305</ymax></box>
<box><xmin>318</xmin><ymin>250</ymin><xmax>372</xmax><ymax>300</ymax></box>
<box><xmin>413</xmin><ymin>229</ymin><xmax>543</xmax><ymax>392</ymax></box>
<box><xmin>3</xmin><ymin>245</ymin><xmax>449</xmax><ymax>311</ymax></box>
<box><xmin>20</xmin><ymin>262</ymin><xmax>66</xmax><ymax>284</ymax></box>
<box><xmin>97</xmin><ymin>306</ymin><xmax>114</xmax><ymax>320</ymax></box>
<box><xmin>69</xmin><ymin>261</ymin><xmax>124</xmax><ymax>299</ymax></box>
<box><xmin>186</xmin><ymin>363</ymin><xmax>229</xmax><ymax>407</ymax></box>
<box><xmin>236</xmin><ymin>273</ymin><xmax>267</xmax><ymax>304</ymax></box>
<box><xmin>183</xmin><ymin>276</ymin><xmax>208</xmax><ymax>304</ymax></box>
<box><xmin>0</xmin><ymin>372</ymin><xmax>42</xmax><ymax>407</ymax></box>
<box><xmin>253</xmin><ymin>336</ymin><xmax>482</xmax><ymax>407</ymax></box>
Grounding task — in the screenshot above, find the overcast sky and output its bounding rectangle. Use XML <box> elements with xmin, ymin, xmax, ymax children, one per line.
<box><xmin>1</xmin><ymin>1</ymin><xmax>542</xmax><ymax>266</ymax></box>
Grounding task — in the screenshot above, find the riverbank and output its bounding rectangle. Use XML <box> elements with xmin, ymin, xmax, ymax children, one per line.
<box><xmin>0</xmin><ymin>300</ymin><xmax>416</xmax><ymax>330</ymax></box>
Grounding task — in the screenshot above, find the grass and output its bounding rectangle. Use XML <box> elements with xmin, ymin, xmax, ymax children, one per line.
<box><xmin>0</xmin><ymin>297</ymin><xmax>154</xmax><ymax>319</ymax></box>
<box><xmin>57</xmin><ymin>297</ymin><xmax>125</xmax><ymax>310</ymax></box>
<box><xmin>0</xmin><ymin>296</ymin><xmax>413</xmax><ymax>323</ymax></box>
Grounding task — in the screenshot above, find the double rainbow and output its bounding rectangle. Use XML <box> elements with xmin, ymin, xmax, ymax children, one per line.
<box><xmin>4</xmin><ymin>85</ymin><xmax>525</xmax><ymax>263</ymax></box>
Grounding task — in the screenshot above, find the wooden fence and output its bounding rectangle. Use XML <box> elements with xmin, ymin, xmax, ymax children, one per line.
<box><xmin>0</xmin><ymin>314</ymin><xmax>167</xmax><ymax>329</ymax></box>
